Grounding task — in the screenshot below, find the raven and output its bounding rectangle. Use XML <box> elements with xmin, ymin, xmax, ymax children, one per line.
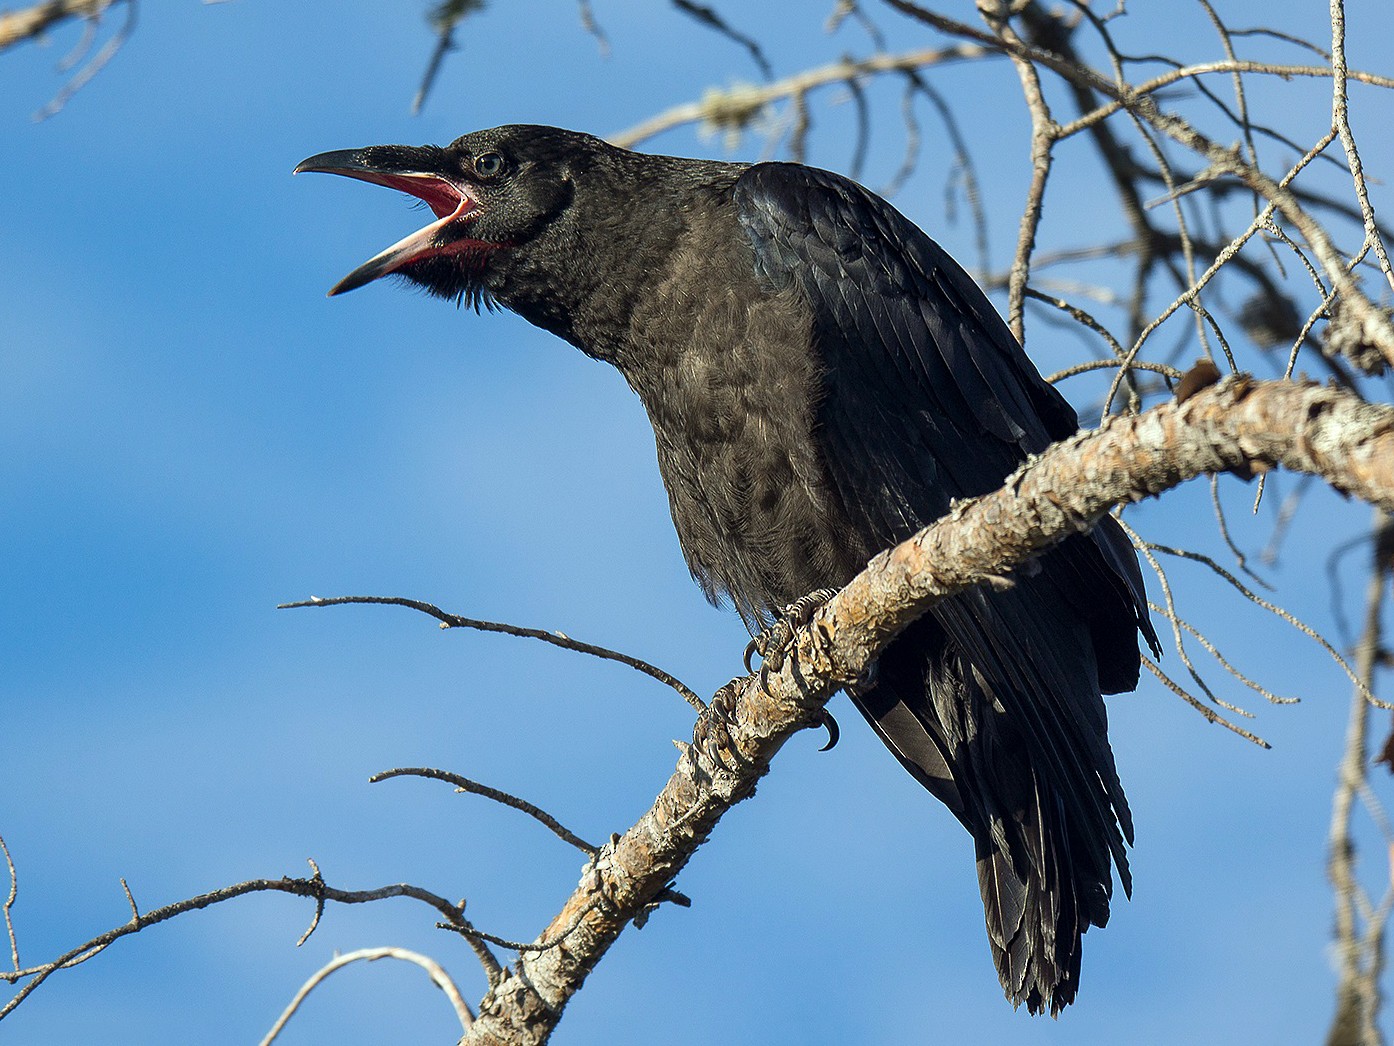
<box><xmin>297</xmin><ymin>125</ymin><xmax>1158</xmax><ymax>1014</ymax></box>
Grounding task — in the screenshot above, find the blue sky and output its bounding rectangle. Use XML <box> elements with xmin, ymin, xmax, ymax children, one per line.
<box><xmin>3</xmin><ymin>2</ymin><xmax>1393</xmax><ymax>1043</ymax></box>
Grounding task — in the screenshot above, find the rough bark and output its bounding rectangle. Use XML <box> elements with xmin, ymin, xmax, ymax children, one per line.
<box><xmin>460</xmin><ymin>376</ymin><xmax>1394</xmax><ymax>1044</ymax></box>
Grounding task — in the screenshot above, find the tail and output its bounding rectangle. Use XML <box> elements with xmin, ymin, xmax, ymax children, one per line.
<box><xmin>970</xmin><ymin>719</ymin><xmax>1122</xmax><ymax>1015</ymax></box>
<box><xmin>851</xmin><ymin>560</ymin><xmax>1136</xmax><ymax>1014</ymax></box>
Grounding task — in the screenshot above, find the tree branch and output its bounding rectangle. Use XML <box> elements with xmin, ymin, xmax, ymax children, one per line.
<box><xmin>0</xmin><ymin>0</ymin><xmax>112</xmax><ymax>53</ymax></box>
<box><xmin>459</xmin><ymin>377</ymin><xmax>1394</xmax><ymax>1043</ymax></box>
<box><xmin>0</xmin><ymin>869</ymin><xmax>495</xmax><ymax>1018</ymax></box>
<box><xmin>1328</xmin><ymin>509</ymin><xmax>1392</xmax><ymax>1046</ymax></box>
<box><xmin>261</xmin><ymin>946</ymin><xmax>473</xmax><ymax>1045</ymax></box>
<box><xmin>279</xmin><ymin>594</ymin><xmax>705</xmax><ymax>712</ymax></box>
<box><xmin>608</xmin><ymin>44</ymin><xmax>993</xmax><ymax>148</ymax></box>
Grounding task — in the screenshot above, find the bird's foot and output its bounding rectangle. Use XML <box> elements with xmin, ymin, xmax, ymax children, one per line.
<box><xmin>742</xmin><ymin>587</ymin><xmax>842</xmax><ymax>751</ymax></box>
<box><xmin>743</xmin><ymin>587</ymin><xmax>840</xmax><ymax>675</ymax></box>
<box><xmin>693</xmin><ymin>677</ymin><xmax>748</xmax><ymax>775</ymax></box>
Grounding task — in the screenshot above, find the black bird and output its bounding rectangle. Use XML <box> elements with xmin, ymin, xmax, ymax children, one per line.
<box><xmin>296</xmin><ymin>125</ymin><xmax>1159</xmax><ymax>1014</ymax></box>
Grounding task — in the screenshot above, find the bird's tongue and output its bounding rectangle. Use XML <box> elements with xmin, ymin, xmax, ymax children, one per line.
<box><xmin>326</xmin><ymin>174</ymin><xmax>479</xmax><ymax>296</ymax></box>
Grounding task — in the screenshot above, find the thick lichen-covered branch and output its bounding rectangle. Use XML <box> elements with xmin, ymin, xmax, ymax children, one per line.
<box><xmin>458</xmin><ymin>377</ymin><xmax>1394</xmax><ymax>1044</ymax></box>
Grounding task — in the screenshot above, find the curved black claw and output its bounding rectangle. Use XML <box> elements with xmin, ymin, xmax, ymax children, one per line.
<box><xmin>743</xmin><ymin>636</ymin><xmax>761</xmax><ymax>675</ymax></box>
<box><xmin>816</xmin><ymin>709</ymin><xmax>840</xmax><ymax>752</ymax></box>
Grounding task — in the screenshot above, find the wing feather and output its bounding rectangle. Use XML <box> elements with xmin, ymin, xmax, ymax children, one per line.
<box><xmin>735</xmin><ymin>161</ymin><xmax>1156</xmax><ymax>1012</ymax></box>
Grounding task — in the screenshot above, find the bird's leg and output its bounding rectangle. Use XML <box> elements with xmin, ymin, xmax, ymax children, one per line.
<box><xmin>743</xmin><ymin>587</ymin><xmax>842</xmax><ymax>751</ymax></box>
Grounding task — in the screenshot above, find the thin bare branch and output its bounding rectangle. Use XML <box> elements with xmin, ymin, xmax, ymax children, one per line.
<box><xmin>576</xmin><ymin>0</ymin><xmax>609</xmax><ymax>56</ymax></box>
<box><xmin>608</xmin><ymin>45</ymin><xmax>993</xmax><ymax>148</ymax></box>
<box><xmin>1105</xmin><ymin>129</ymin><xmax>1338</xmax><ymax>418</ymax></box>
<box><xmin>413</xmin><ymin>0</ymin><xmax>484</xmax><ymax>116</ymax></box>
<box><xmin>0</xmin><ymin>835</ymin><xmax>17</xmax><ymax>973</ymax></box>
<box><xmin>0</xmin><ymin>870</ymin><xmax>493</xmax><ymax>1018</ymax></box>
<box><xmin>1328</xmin><ymin>0</ymin><xmax>1394</xmax><ymax>296</ymax></box>
<box><xmin>118</xmin><ymin>879</ymin><xmax>138</xmax><ymax>924</ymax></box>
<box><xmin>1208</xmin><ymin>474</ymin><xmax>1262</xmax><ymax>585</ymax></box>
<box><xmin>985</xmin><ymin>5</ymin><xmax>1056</xmax><ymax>342</ymax></box>
<box><xmin>1143</xmin><ymin>657</ymin><xmax>1269</xmax><ymax>747</ymax></box>
<box><xmin>278</xmin><ymin>595</ymin><xmax>706</xmax><ymax>712</ymax></box>
<box><xmin>31</xmin><ymin>0</ymin><xmax>134</xmax><ymax>120</ymax></box>
<box><xmin>844</xmin><ymin>74</ymin><xmax>871</xmax><ymax>182</ymax></box>
<box><xmin>1131</xmin><ymin>538</ymin><xmax>1257</xmax><ymax>719</ymax></box>
<box><xmin>904</xmin><ymin>70</ymin><xmax>989</xmax><ymax>272</ymax></box>
<box><xmin>671</xmin><ymin>0</ymin><xmax>771</xmax><ymax>79</ymax></box>
<box><xmin>1144</xmin><ymin>538</ymin><xmax>1383</xmax><ymax>709</ymax></box>
<box><xmin>887</xmin><ymin>0</ymin><xmax>1394</xmax><ymax>370</ymax></box>
<box><xmin>260</xmin><ymin>946</ymin><xmax>473</xmax><ymax>1045</ymax></box>
<box><xmin>370</xmin><ymin>767</ymin><xmax>598</xmax><ymax>856</ymax></box>
<box><xmin>1327</xmin><ymin>508</ymin><xmax>1391</xmax><ymax>1045</ymax></box>
<box><xmin>411</xmin><ymin>25</ymin><xmax>454</xmax><ymax>116</ymax></box>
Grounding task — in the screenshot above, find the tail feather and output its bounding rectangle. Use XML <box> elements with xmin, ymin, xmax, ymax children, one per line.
<box><xmin>978</xmin><ymin>842</ymin><xmax>1031</xmax><ymax>993</ymax></box>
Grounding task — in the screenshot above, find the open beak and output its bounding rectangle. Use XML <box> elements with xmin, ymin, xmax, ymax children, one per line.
<box><xmin>294</xmin><ymin>146</ymin><xmax>481</xmax><ymax>295</ymax></box>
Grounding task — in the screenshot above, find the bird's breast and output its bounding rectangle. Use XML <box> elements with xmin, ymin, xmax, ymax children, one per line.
<box><xmin>623</xmin><ymin>274</ymin><xmax>860</xmax><ymax>622</ymax></box>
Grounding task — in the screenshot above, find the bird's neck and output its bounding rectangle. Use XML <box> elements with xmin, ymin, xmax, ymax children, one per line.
<box><xmin>490</xmin><ymin>156</ymin><xmax>748</xmax><ymax>369</ymax></box>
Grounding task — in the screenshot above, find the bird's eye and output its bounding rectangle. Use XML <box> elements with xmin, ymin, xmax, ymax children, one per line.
<box><xmin>474</xmin><ymin>152</ymin><xmax>505</xmax><ymax>179</ymax></box>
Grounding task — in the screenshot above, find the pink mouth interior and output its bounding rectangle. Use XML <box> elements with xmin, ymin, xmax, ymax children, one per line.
<box><xmin>366</xmin><ymin>173</ymin><xmax>473</xmax><ymax>219</ymax></box>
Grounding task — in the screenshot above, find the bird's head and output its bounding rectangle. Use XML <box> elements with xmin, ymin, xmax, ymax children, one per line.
<box><xmin>295</xmin><ymin>125</ymin><xmax>606</xmax><ymax>305</ymax></box>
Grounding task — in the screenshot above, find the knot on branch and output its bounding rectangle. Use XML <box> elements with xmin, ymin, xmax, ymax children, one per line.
<box><xmin>1325</xmin><ymin>298</ymin><xmax>1392</xmax><ymax>376</ymax></box>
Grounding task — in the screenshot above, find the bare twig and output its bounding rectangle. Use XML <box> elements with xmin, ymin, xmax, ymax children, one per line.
<box><xmin>1143</xmin><ymin>539</ymin><xmax>1381</xmax><ymax>709</ymax></box>
<box><xmin>1327</xmin><ymin>508</ymin><xmax>1391</xmax><ymax>1045</ymax></box>
<box><xmin>886</xmin><ymin>0</ymin><xmax>1394</xmax><ymax>371</ymax></box>
<box><xmin>370</xmin><ymin>767</ymin><xmax>598</xmax><ymax>856</ymax></box>
<box><xmin>1131</xmin><ymin>537</ymin><xmax>1258</xmax><ymax>720</ymax></box>
<box><xmin>984</xmin><ymin>4</ymin><xmax>1056</xmax><ymax>342</ymax></box>
<box><xmin>439</xmin><ymin>898</ymin><xmax>607</xmax><ymax>955</ymax></box>
<box><xmin>0</xmin><ymin>870</ymin><xmax>496</xmax><ymax>1018</ymax></box>
<box><xmin>576</xmin><ymin>0</ymin><xmax>609</xmax><ymax>56</ymax></box>
<box><xmin>1327</xmin><ymin>0</ymin><xmax>1394</xmax><ymax>295</ymax></box>
<box><xmin>1142</xmin><ymin>656</ymin><xmax>1269</xmax><ymax>747</ymax></box>
<box><xmin>31</xmin><ymin>0</ymin><xmax>135</xmax><ymax>120</ymax></box>
<box><xmin>118</xmin><ymin>879</ymin><xmax>138</xmax><ymax>924</ymax></box>
<box><xmin>413</xmin><ymin>0</ymin><xmax>484</xmax><ymax>116</ymax></box>
<box><xmin>899</xmin><ymin>69</ymin><xmax>989</xmax><ymax>271</ymax></box>
<box><xmin>671</xmin><ymin>0</ymin><xmax>771</xmax><ymax>79</ymax></box>
<box><xmin>411</xmin><ymin>25</ymin><xmax>455</xmax><ymax>116</ymax></box>
<box><xmin>0</xmin><ymin>835</ymin><xmax>17</xmax><ymax>973</ymax></box>
<box><xmin>260</xmin><ymin>946</ymin><xmax>473</xmax><ymax>1045</ymax></box>
<box><xmin>1208</xmin><ymin>473</ymin><xmax>1262</xmax><ymax>585</ymax></box>
<box><xmin>1045</xmin><ymin>357</ymin><xmax>1183</xmax><ymax>386</ymax></box>
<box><xmin>608</xmin><ymin>45</ymin><xmax>993</xmax><ymax>148</ymax></box>
<box><xmin>278</xmin><ymin>595</ymin><xmax>706</xmax><ymax>712</ymax></box>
